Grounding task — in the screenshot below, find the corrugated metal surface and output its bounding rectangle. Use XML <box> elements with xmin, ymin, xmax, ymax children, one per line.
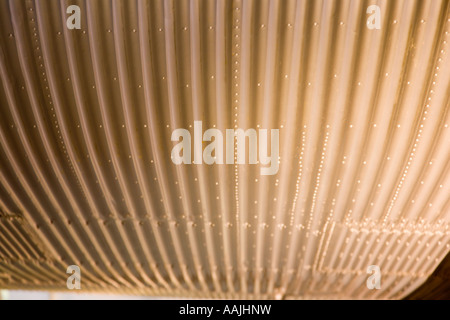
<box><xmin>0</xmin><ymin>0</ymin><xmax>449</xmax><ymax>299</ymax></box>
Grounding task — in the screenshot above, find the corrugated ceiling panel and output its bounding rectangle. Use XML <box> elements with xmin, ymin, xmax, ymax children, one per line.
<box><xmin>0</xmin><ymin>0</ymin><xmax>449</xmax><ymax>299</ymax></box>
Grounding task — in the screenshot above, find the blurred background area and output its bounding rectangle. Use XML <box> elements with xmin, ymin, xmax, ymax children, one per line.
<box><xmin>0</xmin><ymin>289</ymin><xmax>164</xmax><ymax>300</ymax></box>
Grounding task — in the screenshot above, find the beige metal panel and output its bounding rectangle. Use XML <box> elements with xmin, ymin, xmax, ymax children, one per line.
<box><xmin>0</xmin><ymin>0</ymin><xmax>449</xmax><ymax>299</ymax></box>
